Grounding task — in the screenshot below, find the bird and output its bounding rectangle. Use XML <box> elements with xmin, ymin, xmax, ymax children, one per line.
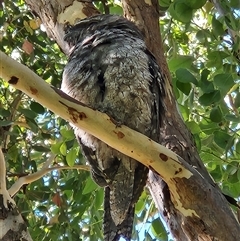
<box><xmin>61</xmin><ymin>14</ymin><xmax>165</xmax><ymax>241</ymax></box>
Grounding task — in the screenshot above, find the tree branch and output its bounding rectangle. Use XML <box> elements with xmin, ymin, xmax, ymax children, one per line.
<box><xmin>1</xmin><ymin>49</ymin><xmax>240</xmax><ymax>240</ymax></box>
<box><xmin>0</xmin><ymin>50</ymin><xmax>191</xmax><ymax>187</ymax></box>
<box><xmin>8</xmin><ymin>152</ymin><xmax>89</xmax><ymax>196</ymax></box>
<box><xmin>2</xmin><ymin>91</ymin><xmax>24</xmax><ymax>149</ymax></box>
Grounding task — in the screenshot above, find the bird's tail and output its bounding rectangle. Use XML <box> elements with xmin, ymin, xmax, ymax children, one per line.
<box><xmin>103</xmin><ymin>186</ymin><xmax>134</xmax><ymax>241</ymax></box>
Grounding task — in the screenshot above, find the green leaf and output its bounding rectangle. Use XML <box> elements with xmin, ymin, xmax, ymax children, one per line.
<box><xmin>159</xmin><ymin>0</ymin><xmax>171</xmax><ymax>7</ymax></box>
<box><xmin>225</xmin><ymin>13</ymin><xmax>239</xmax><ymax>31</ymax></box>
<box><xmin>66</xmin><ymin>148</ymin><xmax>77</xmax><ymax>166</ymax></box>
<box><xmin>201</xmin><ymin>69</ymin><xmax>210</xmax><ymax>82</ymax></box>
<box><xmin>60</xmin><ymin>142</ymin><xmax>67</xmax><ymax>156</ymax></box>
<box><xmin>226</xmin><ymin>183</ymin><xmax>240</xmax><ymax>198</ymax></box>
<box><xmin>28</xmin><ymin>190</ymin><xmax>51</xmax><ymax>201</ymax></box>
<box><xmin>32</xmin><ymin>145</ymin><xmax>50</xmax><ymax>152</ymax></box>
<box><xmin>169</xmin><ymin>1</ymin><xmax>193</xmax><ymax>23</ymax></box>
<box><xmin>51</xmin><ymin>141</ymin><xmax>62</xmax><ymax>154</ymax></box>
<box><xmin>176</xmin><ymin>80</ymin><xmax>191</xmax><ymax>95</ymax></box>
<box><xmin>37</xmin><ymin>205</ymin><xmax>49</xmax><ymax>212</ymax></box>
<box><xmin>208</xmin><ymin>51</ymin><xmax>229</xmax><ymax>61</ymax></box>
<box><xmin>0</xmin><ymin>108</ymin><xmax>11</xmax><ymax>117</ymax></box>
<box><xmin>207</xmin><ymin>51</ymin><xmax>229</xmax><ymax>68</ymax></box>
<box><xmin>237</xmin><ymin>169</ymin><xmax>240</xmax><ymax>181</ymax></box>
<box><xmin>186</xmin><ymin>121</ymin><xmax>201</xmax><ymax>134</ymax></box>
<box><xmin>212</xmin><ymin>16</ymin><xmax>225</xmax><ymax>37</ymax></box>
<box><xmin>225</xmin><ymin>114</ymin><xmax>240</xmax><ymax>122</ymax></box>
<box><xmin>41</xmin><ymin>132</ymin><xmax>51</xmax><ymax>139</ymax></box>
<box><xmin>213</xmin><ymin>131</ymin><xmax>232</xmax><ymax>149</ymax></box>
<box><xmin>210</xmin><ymin>106</ymin><xmax>222</xmax><ymax>123</ymax></box>
<box><xmin>230</xmin><ymin>0</ymin><xmax>240</xmax><ymax>8</ymax></box>
<box><xmin>168</xmin><ymin>56</ymin><xmax>194</xmax><ymax>72</ymax></box>
<box><xmin>227</xmin><ymin>170</ymin><xmax>239</xmax><ymax>183</ymax></box>
<box><xmin>18</xmin><ymin>108</ymin><xmax>37</xmax><ymax>119</ymax></box>
<box><xmin>185</xmin><ymin>0</ymin><xmax>207</xmax><ymax>9</ymax></box>
<box><xmin>210</xmin><ymin>165</ymin><xmax>223</xmax><ymax>182</ymax></box>
<box><xmin>178</xmin><ymin>104</ymin><xmax>190</xmax><ymax>120</ymax></box>
<box><xmin>23</xmin><ymin>20</ymin><xmax>33</xmax><ymax>35</ymax></box>
<box><xmin>199</xmin><ymin>90</ymin><xmax>221</xmax><ymax>106</ymax></box>
<box><xmin>58</xmin><ymin>212</ymin><xmax>69</xmax><ymax>222</ymax></box>
<box><xmin>200</xmin><ymin>122</ymin><xmax>219</xmax><ymax>135</ymax></box>
<box><xmin>235</xmin><ymin>140</ymin><xmax>240</xmax><ymax>154</ymax></box>
<box><xmin>214</xmin><ymin>74</ymin><xmax>234</xmax><ymax>94</ymax></box>
<box><xmin>135</xmin><ymin>199</ymin><xmax>145</xmax><ymax>214</ymax></box>
<box><xmin>196</xmin><ymin>30</ymin><xmax>207</xmax><ymax>43</ymax></box>
<box><xmin>199</xmin><ymin>69</ymin><xmax>215</xmax><ymax>93</ymax></box>
<box><xmin>0</xmin><ymin>120</ymin><xmax>13</xmax><ymax>126</ymax></box>
<box><xmin>8</xmin><ymin>144</ymin><xmax>19</xmax><ymax>162</ymax></box>
<box><xmin>95</xmin><ymin>188</ymin><xmax>104</xmax><ymax>209</ymax></box>
<box><xmin>199</xmin><ymin>80</ymin><xmax>215</xmax><ymax>93</ymax></box>
<box><xmin>151</xmin><ymin>218</ymin><xmax>168</xmax><ymax>240</ymax></box>
<box><xmin>176</xmin><ymin>68</ymin><xmax>198</xmax><ymax>85</ymax></box>
<box><xmin>30</xmin><ymin>102</ymin><xmax>45</xmax><ymax>114</ymax></box>
<box><xmin>82</xmin><ymin>177</ymin><xmax>98</xmax><ymax>195</ymax></box>
<box><xmin>26</xmin><ymin>118</ymin><xmax>39</xmax><ymax>133</ymax></box>
<box><xmin>193</xmin><ymin>133</ymin><xmax>201</xmax><ymax>151</ymax></box>
<box><xmin>60</xmin><ymin>127</ymin><xmax>75</xmax><ymax>141</ymax></box>
<box><xmin>109</xmin><ymin>5</ymin><xmax>123</xmax><ymax>15</ymax></box>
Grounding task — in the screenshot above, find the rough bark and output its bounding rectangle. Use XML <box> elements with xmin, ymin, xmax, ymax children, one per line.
<box><xmin>122</xmin><ymin>0</ymin><xmax>240</xmax><ymax>240</ymax></box>
<box><xmin>2</xmin><ymin>0</ymin><xmax>239</xmax><ymax>240</ymax></box>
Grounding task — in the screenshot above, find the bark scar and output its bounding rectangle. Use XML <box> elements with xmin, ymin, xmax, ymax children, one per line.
<box><xmin>159</xmin><ymin>153</ymin><xmax>168</xmax><ymax>161</ymax></box>
<box><xmin>30</xmin><ymin>86</ymin><xmax>38</xmax><ymax>95</ymax></box>
<box><xmin>9</xmin><ymin>76</ymin><xmax>19</xmax><ymax>84</ymax></box>
<box><xmin>113</xmin><ymin>131</ymin><xmax>125</xmax><ymax>139</ymax></box>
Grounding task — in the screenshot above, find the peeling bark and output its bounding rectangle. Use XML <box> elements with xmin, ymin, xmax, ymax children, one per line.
<box><xmin>25</xmin><ymin>0</ymin><xmax>99</xmax><ymax>54</ymax></box>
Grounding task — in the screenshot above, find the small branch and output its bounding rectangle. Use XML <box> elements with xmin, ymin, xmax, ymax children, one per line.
<box><xmin>13</xmin><ymin>121</ymin><xmax>31</xmax><ymax>129</ymax></box>
<box><xmin>8</xmin><ymin>152</ymin><xmax>89</xmax><ymax>196</ymax></box>
<box><xmin>101</xmin><ymin>0</ymin><xmax>109</xmax><ymax>14</ymax></box>
<box><xmin>9</xmin><ymin>91</ymin><xmax>24</xmax><ymax>120</ymax></box>
<box><xmin>2</xmin><ymin>91</ymin><xmax>24</xmax><ymax>149</ymax></box>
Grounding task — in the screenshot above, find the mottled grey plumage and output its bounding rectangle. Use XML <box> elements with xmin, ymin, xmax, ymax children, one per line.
<box><xmin>61</xmin><ymin>14</ymin><xmax>165</xmax><ymax>241</ymax></box>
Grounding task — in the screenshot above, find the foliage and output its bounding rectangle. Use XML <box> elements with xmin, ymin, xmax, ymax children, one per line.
<box><xmin>0</xmin><ymin>0</ymin><xmax>240</xmax><ymax>240</ymax></box>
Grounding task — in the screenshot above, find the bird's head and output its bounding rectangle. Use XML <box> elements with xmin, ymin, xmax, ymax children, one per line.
<box><xmin>64</xmin><ymin>14</ymin><xmax>143</xmax><ymax>49</ymax></box>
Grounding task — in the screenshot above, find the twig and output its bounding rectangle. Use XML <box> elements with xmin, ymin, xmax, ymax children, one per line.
<box><xmin>2</xmin><ymin>91</ymin><xmax>24</xmax><ymax>149</ymax></box>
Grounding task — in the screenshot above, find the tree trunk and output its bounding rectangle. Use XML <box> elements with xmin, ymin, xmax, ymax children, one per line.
<box><xmin>3</xmin><ymin>0</ymin><xmax>240</xmax><ymax>240</ymax></box>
